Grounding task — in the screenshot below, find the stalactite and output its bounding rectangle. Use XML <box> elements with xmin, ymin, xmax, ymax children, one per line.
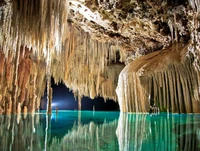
<box><xmin>116</xmin><ymin>113</ymin><xmax>149</xmax><ymax>151</ymax></box>
<box><xmin>116</xmin><ymin>44</ymin><xmax>200</xmax><ymax>113</ymax></box>
<box><xmin>0</xmin><ymin>0</ymin><xmax>70</xmax><ymax>114</ymax></box>
<box><xmin>12</xmin><ymin>46</ymin><xmax>21</xmax><ymax>114</ymax></box>
<box><xmin>0</xmin><ymin>47</ymin><xmax>47</xmax><ymax>114</ymax></box>
<box><xmin>168</xmin><ymin>19</ymin><xmax>174</xmax><ymax>42</ymax></box>
<box><xmin>1</xmin><ymin>0</ymin><xmax>198</xmax><ymax>114</ymax></box>
<box><xmin>60</xmin><ymin>26</ymin><xmax>123</xmax><ymax>102</ymax></box>
<box><xmin>17</xmin><ymin>103</ymin><xmax>21</xmax><ymax>114</ymax></box>
<box><xmin>5</xmin><ymin>95</ymin><xmax>12</xmax><ymax>114</ymax></box>
<box><xmin>46</xmin><ymin>77</ymin><xmax>52</xmax><ymax>114</ymax></box>
<box><xmin>78</xmin><ymin>94</ymin><xmax>82</xmax><ymax>110</ymax></box>
<box><xmin>23</xmin><ymin>106</ymin><xmax>27</xmax><ymax>115</ymax></box>
<box><xmin>1</xmin><ymin>0</ymin><xmax>69</xmax><ymax>58</ymax></box>
<box><xmin>0</xmin><ymin>0</ymin><xmax>124</xmax><ymax>114</ymax></box>
<box><xmin>31</xmin><ymin>73</ymin><xmax>37</xmax><ymax>113</ymax></box>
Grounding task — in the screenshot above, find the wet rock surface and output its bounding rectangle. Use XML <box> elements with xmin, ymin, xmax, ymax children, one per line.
<box><xmin>0</xmin><ymin>0</ymin><xmax>199</xmax><ymax>113</ymax></box>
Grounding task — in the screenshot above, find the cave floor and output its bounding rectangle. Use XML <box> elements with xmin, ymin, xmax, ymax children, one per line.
<box><xmin>0</xmin><ymin>111</ymin><xmax>200</xmax><ymax>151</ymax></box>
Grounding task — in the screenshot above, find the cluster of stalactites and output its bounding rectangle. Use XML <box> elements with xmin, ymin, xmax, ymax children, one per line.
<box><xmin>0</xmin><ymin>0</ymin><xmax>123</xmax><ymax>112</ymax></box>
<box><xmin>140</xmin><ymin>61</ymin><xmax>200</xmax><ymax>113</ymax></box>
<box><xmin>116</xmin><ymin>44</ymin><xmax>200</xmax><ymax>113</ymax></box>
<box><xmin>0</xmin><ymin>0</ymin><xmax>69</xmax><ymax>61</ymax></box>
<box><xmin>0</xmin><ymin>0</ymin><xmax>70</xmax><ymax>114</ymax></box>
<box><xmin>0</xmin><ymin>47</ymin><xmax>47</xmax><ymax>114</ymax></box>
<box><xmin>50</xmin><ymin>26</ymin><xmax>123</xmax><ymax>104</ymax></box>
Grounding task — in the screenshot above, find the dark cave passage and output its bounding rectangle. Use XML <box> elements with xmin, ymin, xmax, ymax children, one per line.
<box><xmin>40</xmin><ymin>78</ymin><xmax>119</xmax><ymax>111</ymax></box>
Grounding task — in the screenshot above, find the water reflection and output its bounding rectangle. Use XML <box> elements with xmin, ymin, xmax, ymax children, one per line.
<box><xmin>0</xmin><ymin>112</ymin><xmax>200</xmax><ymax>151</ymax></box>
<box><xmin>117</xmin><ymin>113</ymin><xmax>200</xmax><ymax>151</ymax></box>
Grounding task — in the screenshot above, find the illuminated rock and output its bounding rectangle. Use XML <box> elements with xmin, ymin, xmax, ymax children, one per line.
<box><xmin>116</xmin><ymin>44</ymin><xmax>200</xmax><ymax>113</ymax></box>
<box><xmin>0</xmin><ymin>0</ymin><xmax>199</xmax><ymax>113</ymax></box>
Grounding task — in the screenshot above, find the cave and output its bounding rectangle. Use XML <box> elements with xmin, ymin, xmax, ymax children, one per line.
<box><xmin>40</xmin><ymin>78</ymin><xmax>119</xmax><ymax>111</ymax></box>
<box><xmin>0</xmin><ymin>0</ymin><xmax>200</xmax><ymax>150</ymax></box>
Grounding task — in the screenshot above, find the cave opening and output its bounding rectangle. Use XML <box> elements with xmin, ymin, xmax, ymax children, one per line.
<box><xmin>40</xmin><ymin>78</ymin><xmax>119</xmax><ymax>111</ymax></box>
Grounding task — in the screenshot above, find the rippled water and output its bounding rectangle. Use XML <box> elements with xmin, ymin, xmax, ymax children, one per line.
<box><xmin>0</xmin><ymin>111</ymin><xmax>200</xmax><ymax>151</ymax></box>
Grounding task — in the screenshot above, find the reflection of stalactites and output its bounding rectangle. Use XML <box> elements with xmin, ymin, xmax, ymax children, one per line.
<box><xmin>116</xmin><ymin>113</ymin><xmax>149</xmax><ymax>151</ymax></box>
<box><xmin>116</xmin><ymin>113</ymin><xmax>126</xmax><ymax>151</ymax></box>
<box><xmin>0</xmin><ymin>114</ymin><xmax>47</xmax><ymax>151</ymax></box>
<box><xmin>45</xmin><ymin>114</ymin><xmax>49</xmax><ymax>151</ymax></box>
<box><xmin>17</xmin><ymin>112</ymin><xmax>21</xmax><ymax>124</ymax></box>
<box><xmin>58</xmin><ymin>120</ymin><xmax>118</xmax><ymax>151</ymax></box>
<box><xmin>89</xmin><ymin>122</ymin><xmax>95</xmax><ymax>136</ymax></box>
<box><xmin>6</xmin><ymin>115</ymin><xmax>11</xmax><ymax>130</ymax></box>
<box><xmin>117</xmin><ymin>113</ymin><xmax>200</xmax><ymax>151</ymax></box>
<box><xmin>31</xmin><ymin>114</ymin><xmax>35</xmax><ymax>133</ymax></box>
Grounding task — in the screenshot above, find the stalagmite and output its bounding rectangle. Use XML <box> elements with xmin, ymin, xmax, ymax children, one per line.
<box><xmin>23</xmin><ymin>106</ymin><xmax>28</xmax><ymax>115</ymax></box>
<box><xmin>78</xmin><ymin>95</ymin><xmax>82</xmax><ymax>111</ymax></box>
<box><xmin>17</xmin><ymin>102</ymin><xmax>21</xmax><ymax>114</ymax></box>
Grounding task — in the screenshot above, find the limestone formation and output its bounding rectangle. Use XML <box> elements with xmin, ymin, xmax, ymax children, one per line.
<box><xmin>0</xmin><ymin>0</ymin><xmax>199</xmax><ymax>113</ymax></box>
<box><xmin>116</xmin><ymin>43</ymin><xmax>200</xmax><ymax>113</ymax></box>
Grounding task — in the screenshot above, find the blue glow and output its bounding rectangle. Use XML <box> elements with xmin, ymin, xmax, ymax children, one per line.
<box><xmin>51</xmin><ymin>102</ymin><xmax>59</xmax><ymax>108</ymax></box>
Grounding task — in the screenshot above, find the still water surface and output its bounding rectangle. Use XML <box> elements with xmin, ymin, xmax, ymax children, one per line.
<box><xmin>0</xmin><ymin>111</ymin><xmax>200</xmax><ymax>151</ymax></box>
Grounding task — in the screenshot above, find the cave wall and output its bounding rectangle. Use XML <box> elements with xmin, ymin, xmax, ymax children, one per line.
<box><xmin>0</xmin><ymin>0</ymin><xmax>200</xmax><ymax>113</ymax></box>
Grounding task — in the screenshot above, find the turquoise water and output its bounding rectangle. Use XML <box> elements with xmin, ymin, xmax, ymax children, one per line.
<box><xmin>0</xmin><ymin>111</ymin><xmax>200</xmax><ymax>151</ymax></box>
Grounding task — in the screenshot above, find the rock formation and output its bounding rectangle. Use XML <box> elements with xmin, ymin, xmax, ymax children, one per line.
<box><xmin>116</xmin><ymin>112</ymin><xmax>200</xmax><ymax>151</ymax></box>
<box><xmin>0</xmin><ymin>112</ymin><xmax>199</xmax><ymax>151</ymax></box>
<box><xmin>0</xmin><ymin>112</ymin><xmax>119</xmax><ymax>151</ymax></box>
<box><xmin>116</xmin><ymin>43</ymin><xmax>200</xmax><ymax>113</ymax></box>
<box><xmin>0</xmin><ymin>0</ymin><xmax>199</xmax><ymax>113</ymax></box>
